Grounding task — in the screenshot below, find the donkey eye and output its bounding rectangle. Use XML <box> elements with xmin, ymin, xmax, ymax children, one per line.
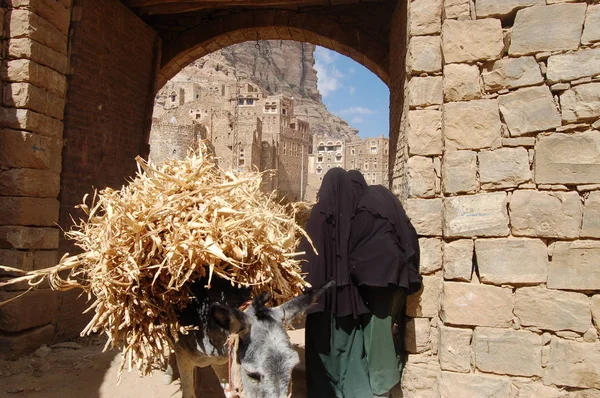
<box><xmin>246</xmin><ymin>371</ymin><xmax>262</xmax><ymax>382</ymax></box>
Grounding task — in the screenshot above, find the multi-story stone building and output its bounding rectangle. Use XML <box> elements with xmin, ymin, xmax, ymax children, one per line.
<box><xmin>305</xmin><ymin>135</ymin><xmax>390</xmax><ymax>201</ymax></box>
<box><xmin>150</xmin><ymin>81</ymin><xmax>311</xmax><ymax>202</ymax></box>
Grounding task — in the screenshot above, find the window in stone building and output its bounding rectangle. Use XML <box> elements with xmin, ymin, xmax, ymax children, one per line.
<box><xmin>170</xmin><ymin>92</ymin><xmax>177</xmax><ymax>102</ymax></box>
<box><xmin>282</xmin><ymin>109</ymin><xmax>287</xmax><ymax>115</ymax></box>
<box><xmin>364</xmin><ymin>162</ymin><xmax>369</xmax><ymax>170</ymax></box>
<box><xmin>195</xmin><ymin>113</ymin><xmax>201</xmax><ymax>119</ymax></box>
<box><xmin>196</xmin><ymin>94</ymin><xmax>200</xmax><ymax>99</ymax></box>
<box><xmin>351</xmin><ymin>149</ymin><xmax>355</xmax><ymax>155</ymax></box>
<box><xmin>384</xmin><ymin>148</ymin><xmax>388</xmax><ymax>155</ymax></box>
<box><xmin>370</xmin><ymin>146</ymin><xmax>377</xmax><ymax>154</ymax></box>
<box><xmin>335</xmin><ymin>153</ymin><xmax>343</xmax><ymax>162</ymax></box>
<box><xmin>283</xmin><ymin>142</ymin><xmax>287</xmax><ymax>155</ymax></box>
<box><xmin>238</xmin><ymin>98</ymin><xmax>245</xmax><ymax>105</ymax></box>
<box><xmin>316</xmin><ymin>166</ymin><xmax>322</xmax><ymax>174</ymax></box>
<box><xmin>239</xmin><ymin>158</ymin><xmax>245</xmax><ymax>166</ymax></box>
<box><xmin>317</xmin><ymin>154</ymin><xmax>323</xmax><ymax>162</ymax></box>
<box><xmin>374</xmin><ymin>162</ymin><xmax>377</xmax><ymax>169</ymax></box>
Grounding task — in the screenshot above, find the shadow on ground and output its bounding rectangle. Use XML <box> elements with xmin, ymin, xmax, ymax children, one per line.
<box><xmin>0</xmin><ymin>334</ymin><xmax>307</xmax><ymax>398</ymax></box>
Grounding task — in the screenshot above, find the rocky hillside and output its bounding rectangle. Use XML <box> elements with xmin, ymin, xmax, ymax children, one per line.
<box><xmin>163</xmin><ymin>41</ymin><xmax>360</xmax><ymax>141</ymax></box>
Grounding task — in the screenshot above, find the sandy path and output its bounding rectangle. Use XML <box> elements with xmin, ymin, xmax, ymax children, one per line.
<box><xmin>1</xmin><ymin>332</ymin><xmax>307</xmax><ymax>398</ymax></box>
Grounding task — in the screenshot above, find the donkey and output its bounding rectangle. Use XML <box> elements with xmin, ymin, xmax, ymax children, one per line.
<box><xmin>166</xmin><ymin>277</ymin><xmax>334</xmax><ymax>398</ymax></box>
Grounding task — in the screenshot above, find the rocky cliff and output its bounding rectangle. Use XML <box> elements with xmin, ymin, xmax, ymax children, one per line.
<box><xmin>162</xmin><ymin>40</ymin><xmax>360</xmax><ymax>140</ymax></box>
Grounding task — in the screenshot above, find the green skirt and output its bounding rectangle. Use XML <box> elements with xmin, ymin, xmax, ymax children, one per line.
<box><xmin>305</xmin><ymin>287</ymin><xmax>407</xmax><ymax>398</ymax></box>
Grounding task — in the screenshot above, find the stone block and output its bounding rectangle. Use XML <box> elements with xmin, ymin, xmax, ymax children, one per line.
<box><xmin>8</xmin><ymin>9</ymin><xmax>68</xmax><ymax>54</ymax></box>
<box><xmin>443</xmin><ymin>193</ymin><xmax>509</xmax><ymax>238</ymax></box>
<box><xmin>402</xmin><ymin>358</ymin><xmax>440</xmax><ymax>398</ymax></box>
<box><xmin>475</xmin><ymin>238</ymin><xmax>548</xmax><ymax>285</ymax></box>
<box><xmin>476</xmin><ymin>0</ymin><xmax>544</xmax><ymax>18</ymax></box>
<box><xmin>405</xmin><ymin>318</ymin><xmax>430</xmax><ymax>354</ymax></box>
<box><xmin>443</xmin><ymin>99</ymin><xmax>502</xmax><ymax>150</ymax></box>
<box><xmin>582</xmin><ymin>4</ymin><xmax>600</xmax><ymax>45</ymax></box>
<box><xmin>561</xmin><ymin>83</ymin><xmax>600</xmax><ymax>123</ymax></box>
<box><xmin>515</xmin><ymin>286</ymin><xmax>591</xmax><ymax>333</ymax></box>
<box><xmin>0</xmin><ymin>324</ymin><xmax>54</xmax><ymax>360</ymax></box>
<box><xmin>407</xmin><ymin>275</ymin><xmax>442</xmax><ymax>318</ymax></box>
<box><xmin>0</xmin><ymin>197</ymin><xmax>59</xmax><ymax>226</ymax></box>
<box><xmin>8</xmin><ymin>38</ymin><xmax>69</xmax><ymax>74</ymax></box>
<box><xmin>473</xmin><ymin>327</ymin><xmax>542</xmax><ymax>377</ymax></box>
<box><xmin>407</xmin><ymin>110</ymin><xmax>443</xmax><ymax>156</ymax></box>
<box><xmin>9</xmin><ymin>0</ymin><xmax>71</xmax><ymax>34</ymax></box>
<box><xmin>548</xmin><ymin>240</ymin><xmax>600</xmax><ymax>291</ymax></box>
<box><xmin>419</xmin><ymin>238</ymin><xmax>443</xmax><ymax>274</ymax></box>
<box><xmin>443</xmin><ymin>63</ymin><xmax>481</xmax><ymax>102</ymax></box>
<box><xmin>0</xmin><ymin>108</ymin><xmax>63</xmax><ymax>138</ymax></box>
<box><xmin>438</xmin><ymin>326</ymin><xmax>472</xmax><ymax>373</ymax></box>
<box><xmin>510</xmin><ymin>4</ymin><xmax>587</xmax><ymax>55</ymax></box>
<box><xmin>0</xmin><ymin>168</ymin><xmax>60</xmax><ymax>198</ymax></box>
<box><xmin>408</xmin><ymin>36</ymin><xmax>442</xmax><ymax>74</ymax></box>
<box><xmin>0</xmin><ymin>249</ymin><xmax>34</xmax><ymax>271</ymax></box>
<box><xmin>535</xmin><ymin>131</ymin><xmax>600</xmax><ymax>185</ymax></box>
<box><xmin>442</xmin><ymin>150</ymin><xmax>477</xmax><ymax>194</ymax></box>
<box><xmin>33</xmin><ymin>250</ymin><xmax>58</xmax><ymax>271</ymax></box>
<box><xmin>582</xmin><ymin>191</ymin><xmax>600</xmax><ymax>238</ymax></box>
<box><xmin>0</xmin><ymin>289</ymin><xmax>58</xmax><ymax>332</ymax></box>
<box><xmin>439</xmin><ymin>371</ymin><xmax>511</xmax><ymax>398</ymax></box>
<box><xmin>3</xmin><ymin>82</ymin><xmax>65</xmax><ymax>120</ymax></box>
<box><xmin>444</xmin><ymin>0</ymin><xmax>470</xmax><ymax>19</ymax></box>
<box><xmin>498</xmin><ymin>86</ymin><xmax>561</xmax><ymax>136</ymax></box>
<box><xmin>0</xmin><ymin>128</ymin><xmax>62</xmax><ymax>171</ymax></box>
<box><xmin>409</xmin><ymin>76</ymin><xmax>443</xmax><ymax>108</ymax></box>
<box><xmin>545</xmin><ymin>338</ymin><xmax>600</xmax><ymax>389</ymax></box>
<box><xmin>517</xmin><ymin>383</ymin><xmax>568</xmax><ymax>398</ymax></box>
<box><xmin>592</xmin><ymin>295</ymin><xmax>600</xmax><ymax>331</ymax></box>
<box><xmin>509</xmin><ymin>190</ymin><xmax>582</xmax><ymax>239</ymax></box>
<box><xmin>442</xmin><ymin>19</ymin><xmax>504</xmax><ymax>64</ymax></box>
<box><xmin>443</xmin><ymin>239</ymin><xmax>473</xmax><ymax>281</ymax></box>
<box><xmin>441</xmin><ymin>282</ymin><xmax>513</xmax><ymax>327</ymax></box>
<box><xmin>0</xmin><ymin>226</ymin><xmax>59</xmax><ymax>249</ymax></box>
<box><xmin>547</xmin><ymin>48</ymin><xmax>600</xmax><ymax>84</ymax></box>
<box><xmin>408</xmin><ymin>156</ymin><xmax>437</xmax><ymax>198</ymax></box>
<box><xmin>2</xmin><ymin>59</ymin><xmax>67</xmax><ymax>98</ymax></box>
<box><xmin>502</xmin><ymin>137</ymin><xmax>536</xmax><ymax>147</ymax></box>
<box><xmin>569</xmin><ymin>390</ymin><xmax>600</xmax><ymax>398</ymax></box>
<box><xmin>478</xmin><ymin>147</ymin><xmax>531</xmax><ymax>189</ymax></box>
<box><xmin>409</xmin><ymin>0</ymin><xmax>442</xmax><ymax>36</ymax></box>
<box><xmin>406</xmin><ymin>198</ymin><xmax>443</xmax><ymax>236</ymax></box>
<box><xmin>482</xmin><ymin>56</ymin><xmax>544</xmax><ymax>92</ymax></box>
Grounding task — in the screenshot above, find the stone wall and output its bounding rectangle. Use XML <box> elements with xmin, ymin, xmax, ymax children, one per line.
<box><xmin>0</xmin><ymin>0</ymin><xmax>72</xmax><ymax>358</ymax></box>
<box><xmin>398</xmin><ymin>0</ymin><xmax>600</xmax><ymax>396</ymax></box>
<box><xmin>148</xmin><ymin>122</ymin><xmax>207</xmax><ymax>165</ymax></box>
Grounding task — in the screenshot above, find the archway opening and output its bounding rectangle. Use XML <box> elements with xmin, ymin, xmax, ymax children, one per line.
<box><xmin>148</xmin><ymin>40</ymin><xmax>390</xmax><ymax>203</ymax></box>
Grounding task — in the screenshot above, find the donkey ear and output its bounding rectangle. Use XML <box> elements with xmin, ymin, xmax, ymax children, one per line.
<box><xmin>272</xmin><ymin>280</ymin><xmax>335</xmax><ymax>324</ymax></box>
<box><xmin>210</xmin><ymin>303</ymin><xmax>249</xmax><ymax>335</ymax></box>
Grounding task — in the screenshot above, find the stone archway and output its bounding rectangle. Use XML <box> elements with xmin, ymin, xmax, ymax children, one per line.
<box><xmin>152</xmin><ymin>6</ymin><xmax>393</xmax><ymax>89</ymax></box>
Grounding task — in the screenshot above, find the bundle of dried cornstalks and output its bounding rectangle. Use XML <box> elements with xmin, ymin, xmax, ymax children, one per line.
<box><xmin>0</xmin><ymin>145</ymin><xmax>312</xmax><ymax>376</ymax></box>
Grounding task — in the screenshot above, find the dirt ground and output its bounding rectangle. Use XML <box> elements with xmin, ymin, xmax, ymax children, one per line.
<box><xmin>0</xmin><ymin>331</ymin><xmax>308</xmax><ymax>398</ymax></box>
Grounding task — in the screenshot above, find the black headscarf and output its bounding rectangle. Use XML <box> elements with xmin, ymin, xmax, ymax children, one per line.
<box><xmin>300</xmin><ymin>168</ymin><xmax>357</xmax><ymax>314</ymax></box>
<box><xmin>356</xmin><ymin>184</ymin><xmax>422</xmax><ymax>294</ymax></box>
<box><xmin>348</xmin><ymin>170</ymin><xmax>367</xmax><ymax>210</ymax></box>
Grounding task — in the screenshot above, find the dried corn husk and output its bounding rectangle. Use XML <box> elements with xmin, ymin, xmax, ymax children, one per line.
<box><xmin>0</xmin><ymin>143</ymin><xmax>312</xmax><ymax>377</ymax></box>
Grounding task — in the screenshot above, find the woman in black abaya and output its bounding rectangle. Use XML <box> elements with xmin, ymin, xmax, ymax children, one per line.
<box><xmin>301</xmin><ymin>168</ymin><xmax>421</xmax><ymax>398</ymax></box>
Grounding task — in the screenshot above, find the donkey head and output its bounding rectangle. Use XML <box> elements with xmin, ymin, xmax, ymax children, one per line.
<box><xmin>209</xmin><ymin>281</ymin><xmax>334</xmax><ymax>398</ymax></box>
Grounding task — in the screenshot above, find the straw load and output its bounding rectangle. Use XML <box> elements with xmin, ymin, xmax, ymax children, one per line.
<box><xmin>0</xmin><ymin>145</ymin><xmax>312</xmax><ymax>376</ymax></box>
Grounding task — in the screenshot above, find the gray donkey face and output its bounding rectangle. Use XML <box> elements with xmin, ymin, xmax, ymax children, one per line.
<box><xmin>210</xmin><ymin>281</ymin><xmax>334</xmax><ymax>398</ymax></box>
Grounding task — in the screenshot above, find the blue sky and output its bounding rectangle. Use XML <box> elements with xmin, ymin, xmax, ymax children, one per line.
<box><xmin>313</xmin><ymin>46</ymin><xmax>390</xmax><ymax>139</ymax></box>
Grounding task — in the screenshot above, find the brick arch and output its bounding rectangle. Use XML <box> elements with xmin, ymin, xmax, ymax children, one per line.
<box><xmin>156</xmin><ymin>9</ymin><xmax>390</xmax><ymax>90</ymax></box>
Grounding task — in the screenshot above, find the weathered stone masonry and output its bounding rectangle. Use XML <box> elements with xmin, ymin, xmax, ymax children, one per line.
<box><xmin>401</xmin><ymin>0</ymin><xmax>600</xmax><ymax>396</ymax></box>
